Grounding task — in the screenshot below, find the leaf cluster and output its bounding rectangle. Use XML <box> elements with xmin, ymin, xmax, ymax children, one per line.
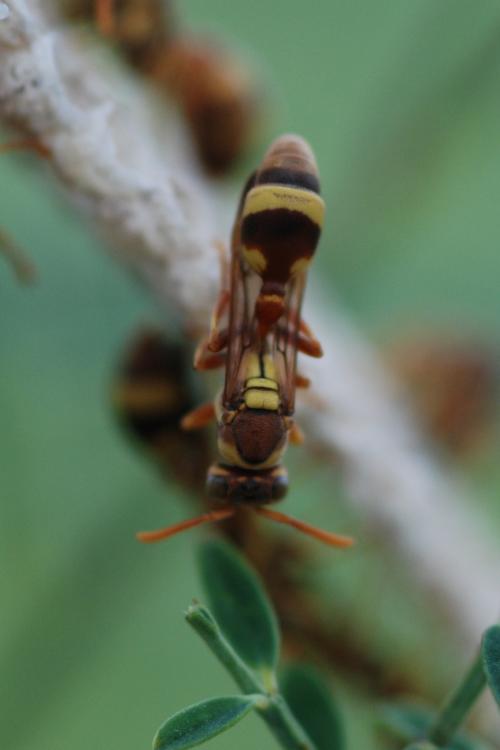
<box><xmin>154</xmin><ymin>539</ymin><xmax>344</xmax><ymax>750</ymax></box>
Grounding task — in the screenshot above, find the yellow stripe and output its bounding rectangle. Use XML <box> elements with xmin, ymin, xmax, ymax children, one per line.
<box><xmin>244</xmin><ymin>389</ymin><xmax>280</xmax><ymax>411</ymax></box>
<box><xmin>243</xmin><ymin>185</ymin><xmax>325</xmax><ymax>227</ymax></box>
<box><xmin>243</xmin><ymin>247</ymin><xmax>267</xmax><ymax>273</ymax></box>
<box><xmin>246</xmin><ymin>377</ymin><xmax>278</xmax><ymax>391</ymax></box>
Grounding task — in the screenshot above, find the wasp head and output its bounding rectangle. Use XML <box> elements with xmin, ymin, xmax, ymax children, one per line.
<box><xmin>206</xmin><ymin>463</ymin><xmax>288</xmax><ymax>504</ymax></box>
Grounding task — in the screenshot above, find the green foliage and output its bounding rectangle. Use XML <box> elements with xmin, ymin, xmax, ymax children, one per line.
<box><xmin>153</xmin><ymin>695</ymin><xmax>260</xmax><ymax>750</ymax></box>
<box><xmin>153</xmin><ymin>539</ymin><xmax>350</xmax><ymax>749</ymax></box>
<box><xmin>481</xmin><ymin>625</ymin><xmax>500</xmax><ymax>708</ymax></box>
<box><xmin>380</xmin><ymin>701</ymin><xmax>490</xmax><ymax>750</ymax></box>
<box><xmin>280</xmin><ymin>664</ymin><xmax>345</xmax><ymax>750</ymax></box>
<box><xmin>198</xmin><ymin>539</ymin><xmax>279</xmax><ymax>675</ymax></box>
<box><xmin>381</xmin><ymin>702</ymin><xmax>435</xmax><ymax>743</ymax></box>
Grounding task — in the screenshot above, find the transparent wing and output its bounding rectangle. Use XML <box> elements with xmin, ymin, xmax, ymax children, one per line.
<box><xmin>273</xmin><ymin>271</ymin><xmax>307</xmax><ymax>415</ymax></box>
<box><xmin>222</xmin><ymin>221</ymin><xmax>260</xmax><ymax>409</ymax></box>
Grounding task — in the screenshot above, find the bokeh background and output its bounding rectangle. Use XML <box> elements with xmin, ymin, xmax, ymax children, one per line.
<box><xmin>1</xmin><ymin>1</ymin><xmax>499</xmax><ymax>748</ymax></box>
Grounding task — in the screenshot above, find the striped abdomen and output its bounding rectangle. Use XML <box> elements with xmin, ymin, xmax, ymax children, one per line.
<box><xmin>240</xmin><ymin>134</ymin><xmax>325</xmax><ymax>333</ymax></box>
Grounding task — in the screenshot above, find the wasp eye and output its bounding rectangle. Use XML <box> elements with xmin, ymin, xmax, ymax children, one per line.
<box><xmin>271</xmin><ymin>470</ymin><xmax>288</xmax><ymax>500</ymax></box>
<box><xmin>206</xmin><ymin>464</ymin><xmax>288</xmax><ymax>504</ymax></box>
<box><xmin>206</xmin><ymin>465</ymin><xmax>231</xmax><ymax>500</ymax></box>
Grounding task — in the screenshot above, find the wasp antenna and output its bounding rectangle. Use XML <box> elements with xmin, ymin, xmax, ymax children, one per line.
<box><xmin>95</xmin><ymin>0</ymin><xmax>115</xmax><ymax>36</ymax></box>
<box><xmin>254</xmin><ymin>507</ymin><xmax>354</xmax><ymax>549</ymax></box>
<box><xmin>136</xmin><ymin>508</ymin><xmax>235</xmax><ymax>544</ymax></box>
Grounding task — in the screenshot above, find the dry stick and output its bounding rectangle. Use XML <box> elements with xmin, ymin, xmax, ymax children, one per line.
<box><xmin>1</xmin><ymin>1</ymin><xmax>500</xmax><ymax>698</ymax></box>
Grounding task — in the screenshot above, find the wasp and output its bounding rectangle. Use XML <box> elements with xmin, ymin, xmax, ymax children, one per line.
<box><xmin>112</xmin><ymin>327</ymin><xmax>210</xmax><ymax>491</ymax></box>
<box><xmin>66</xmin><ymin>0</ymin><xmax>258</xmax><ymax>174</ymax></box>
<box><xmin>138</xmin><ymin>135</ymin><xmax>353</xmax><ymax>549</ymax></box>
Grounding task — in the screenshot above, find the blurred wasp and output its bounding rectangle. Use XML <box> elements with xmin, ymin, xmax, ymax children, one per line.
<box><xmin>112</xmin><ymin>327</ymin><xmax>209</xmax><ymax>492</ymax></box>
<box><xmin>138</xmin><ymin>135</ymin><xmax>353</xmax><ymax>549</ymax></box>
<box><xmin>65</xmin><ymin>0</ymin><xmax>258</xmax><ymax>174</ymax></box>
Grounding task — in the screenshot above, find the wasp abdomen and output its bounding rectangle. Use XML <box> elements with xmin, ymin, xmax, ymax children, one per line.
<box><xmin>257</xmin><ymin>133</ymin><xmax>321</xmax><ymax>193</ymax></box>
<box><xmin>239</xmin><ymin>135</ymin><xmax>324</xmax><ymax>334</ymax></box>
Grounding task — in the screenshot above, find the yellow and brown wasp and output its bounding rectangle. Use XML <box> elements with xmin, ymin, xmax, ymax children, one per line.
<box><xmin>68</xmin><ymin>0</ymin><xmax>258</xmax><ymax>174</ymax></box>
<box><xmin>138</xmin><ymin>134</ymin><xmax>353</xmax><ymax>549</ymax></box>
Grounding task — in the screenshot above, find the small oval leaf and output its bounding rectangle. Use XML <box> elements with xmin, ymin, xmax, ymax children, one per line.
<box><xmin>379</xmin><ymin>702</ymin><xmax>434</xmax><ymax>742</ymax></box>
<box><xmin>198</xmin><ymin>540</ymin><xmax>279</xmax><ymax>673</ymax></box>
<box><xmin>281</xmin><ymin>663</ymin><xmax>345</xmax><ymax>750</ymax></box>
<box><xmin>154</xmin><ymin>695</ymin><xmax>258</xmax><ymax>750</ymax></box>
<box><xmin>379</xmin><ymin>703</ymin><xmax>492</xmax><ymax>750</ymax></box>
<box><xmin>482</xmin><ymin>625</ymin><xmax>500</xmax><ymax>708</ymax></box>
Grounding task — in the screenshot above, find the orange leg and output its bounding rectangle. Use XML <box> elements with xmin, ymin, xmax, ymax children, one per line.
<box><xmin>214</xmin><ymin>239</ymin><xmax>231</xmax><ymax>289</ymax></box>
<box><xmin>194</xmin><ymin>337</ymin><xmax>227</xmax><ymax>370</ymax></box>
<box><xmin>297</xmin><ymin>330</ymin><xmax>323</xmax><ymax>358</ymax></box>
<box><xmin>289</xmin><ymin>421</ymin><xmax>305</xmax><ymax>445</ymax></box>
<box><xmin>206</xmin><ymin>241</ymin><xmax>231</xmax><ymax>350</ymax></box>
<box><xmin>95</xmin><ymin>0</ymin><xmax>115</xmax><ymax>35</ymax></box>
<box><xmin>208</xmin><ymin>319</ymin><xmax>229</xmax><ymax>353</ymax></box>
<box><xmin>298</xmin><ymin>318</ymin><xmax>323</xmax><ymax>358</ymax></box>
<box><xmin>0</xmin><ymin>229</ymin><xmax>36</xmax><ymax>284</ymax></box>
<box><xmin>0</xmin><ymin>139</ymin><xmax>51</xmax><ymax>158</ymax></box>
<box><xmin>207</xmin><ymin>306</ymin><xmax>230</xmax><ymax>352</ymax></box>
<box><xmin>180</xmin><ymin>401</ymin><xmax>216</xmax><ymax>431</ymax></box>
<box><xmin>295</xmin><ymin>373</ymin><xmax>311</xmax><ymax>389</ymax></box>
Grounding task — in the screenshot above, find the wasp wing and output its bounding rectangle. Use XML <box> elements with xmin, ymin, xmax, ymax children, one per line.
<box><xmin>273</xmin><ymin>271</ymin><xmax>308</xmax><ymax>416</ymax></box>
<box><xmin>222</xmin><ymin>210</ymin><xmax>261</xmax><ymax>410</ymax></box>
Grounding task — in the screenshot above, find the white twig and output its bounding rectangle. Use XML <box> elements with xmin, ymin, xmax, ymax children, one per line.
<box><xmin>1</xmin><ymin>0</ymin><xmax>499</xmax><ymax>665</ymax></box>
<box><xmin>0</xmin><ymin>0</ymin><xmax>218</xmax><ymax>332</ymax></box>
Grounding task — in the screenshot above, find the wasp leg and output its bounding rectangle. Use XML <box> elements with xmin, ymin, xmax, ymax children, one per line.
<box><xmin>298</xmin><ymin>318</ymin><xmax>323</xmax><ymax>358</ymax></box>
<box><xmin>206</xmin><ymin>241</ymin><xmax>231</xmax><ymax>350</ymax></box>
<box><xmin>295</xmin><ymin>374</ymin><xmax>311</xmax><ymax>389</ymax></box>
<box><xmin>289</xmin><ymin>421</ymin><xmax>305</xmax><ymax>445</ymax></box>
<box><xmin>180</xmin><ymin>401</ymin><xmax>216</xmax><ymax>431</ymax></box>
<box><xmin>207</xmin><ymin>298</ymin><xmax>230</xmax><ymax>352</ymax></box>
<box><xmin>194</xmin><ymin>337</ymin><xmax>227</xmax><ymax>370</ymax></box>
<box><xmin>95</xmin><ymin>0</ymin><xmax>115</xmax><ymax>35</ymax></box>
<box><xmin>0</xmin><ymin>139</ymin><xmax>51</xmax><ymax>158</ymax></box>
<box><xmin>0</xmin><ymin>229</ymin><xmax>36</xmax><ymax>284</ymax></box>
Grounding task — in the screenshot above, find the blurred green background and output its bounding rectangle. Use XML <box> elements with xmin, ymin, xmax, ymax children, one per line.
<box><xmin>1</xmin><ymin>1</ymin><xmax>499</xmax><ymax>748</ymax></box>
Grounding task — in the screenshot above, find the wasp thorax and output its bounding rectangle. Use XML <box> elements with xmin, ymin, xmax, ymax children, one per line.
<box><xmin>206</xmin><ymin>463</ymin><xmax>288</xmax><ymax>504</ymax></box>
<box><xmin>218</xmin><ymin>409</ymin><xmax>287</xmax><ymax>468</ymax></box>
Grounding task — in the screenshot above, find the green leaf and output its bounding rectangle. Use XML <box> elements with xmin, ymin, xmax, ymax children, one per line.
<box><xmin>153</xmin><ymin>695</ymin><xmax>259</xmax><ymax>750</ymax></box>
<box><xmin>280</xmin><ymin>663</ymin><xmax>345</xmax><ymax>750</ymax></box>
<box><xmin>379</xmin><ymin>703</ymin><xmax>491</xmax><ymax>750</ymax></box>
<box><xmin>198</xmin><ymin>540</ymin><xmax>279</xmax><ymax>674</ymax></box>
<box><xmin>380</xmin><ymin>702</ymin><xmax>434</xmax><ymax>742</ymax></box>
<box><xmin>482</xmin><ymin>625</ymin><xmax>500</xmax><ymax>708</ymax></box>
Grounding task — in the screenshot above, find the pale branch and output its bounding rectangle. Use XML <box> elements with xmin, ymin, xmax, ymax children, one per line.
<box><xmin>0</xmin><ymin>0</ymin><xmax>218</xmax><ymax>333</ymax></box>
<box><xmin>1</xmin><ymin>0</ymin><xmax>499</xmax><ymax>694</ymax></box>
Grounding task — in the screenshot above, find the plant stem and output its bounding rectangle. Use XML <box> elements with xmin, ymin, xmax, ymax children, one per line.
<box><xmin>186</xmin><ymin>603</ymin><xmax>315</xmax><ymax>750</ymax></box>
<box><xmin>427</xmin><ymin>652</ymin><xmax>486</xmax><ymax>746</ymax></box>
